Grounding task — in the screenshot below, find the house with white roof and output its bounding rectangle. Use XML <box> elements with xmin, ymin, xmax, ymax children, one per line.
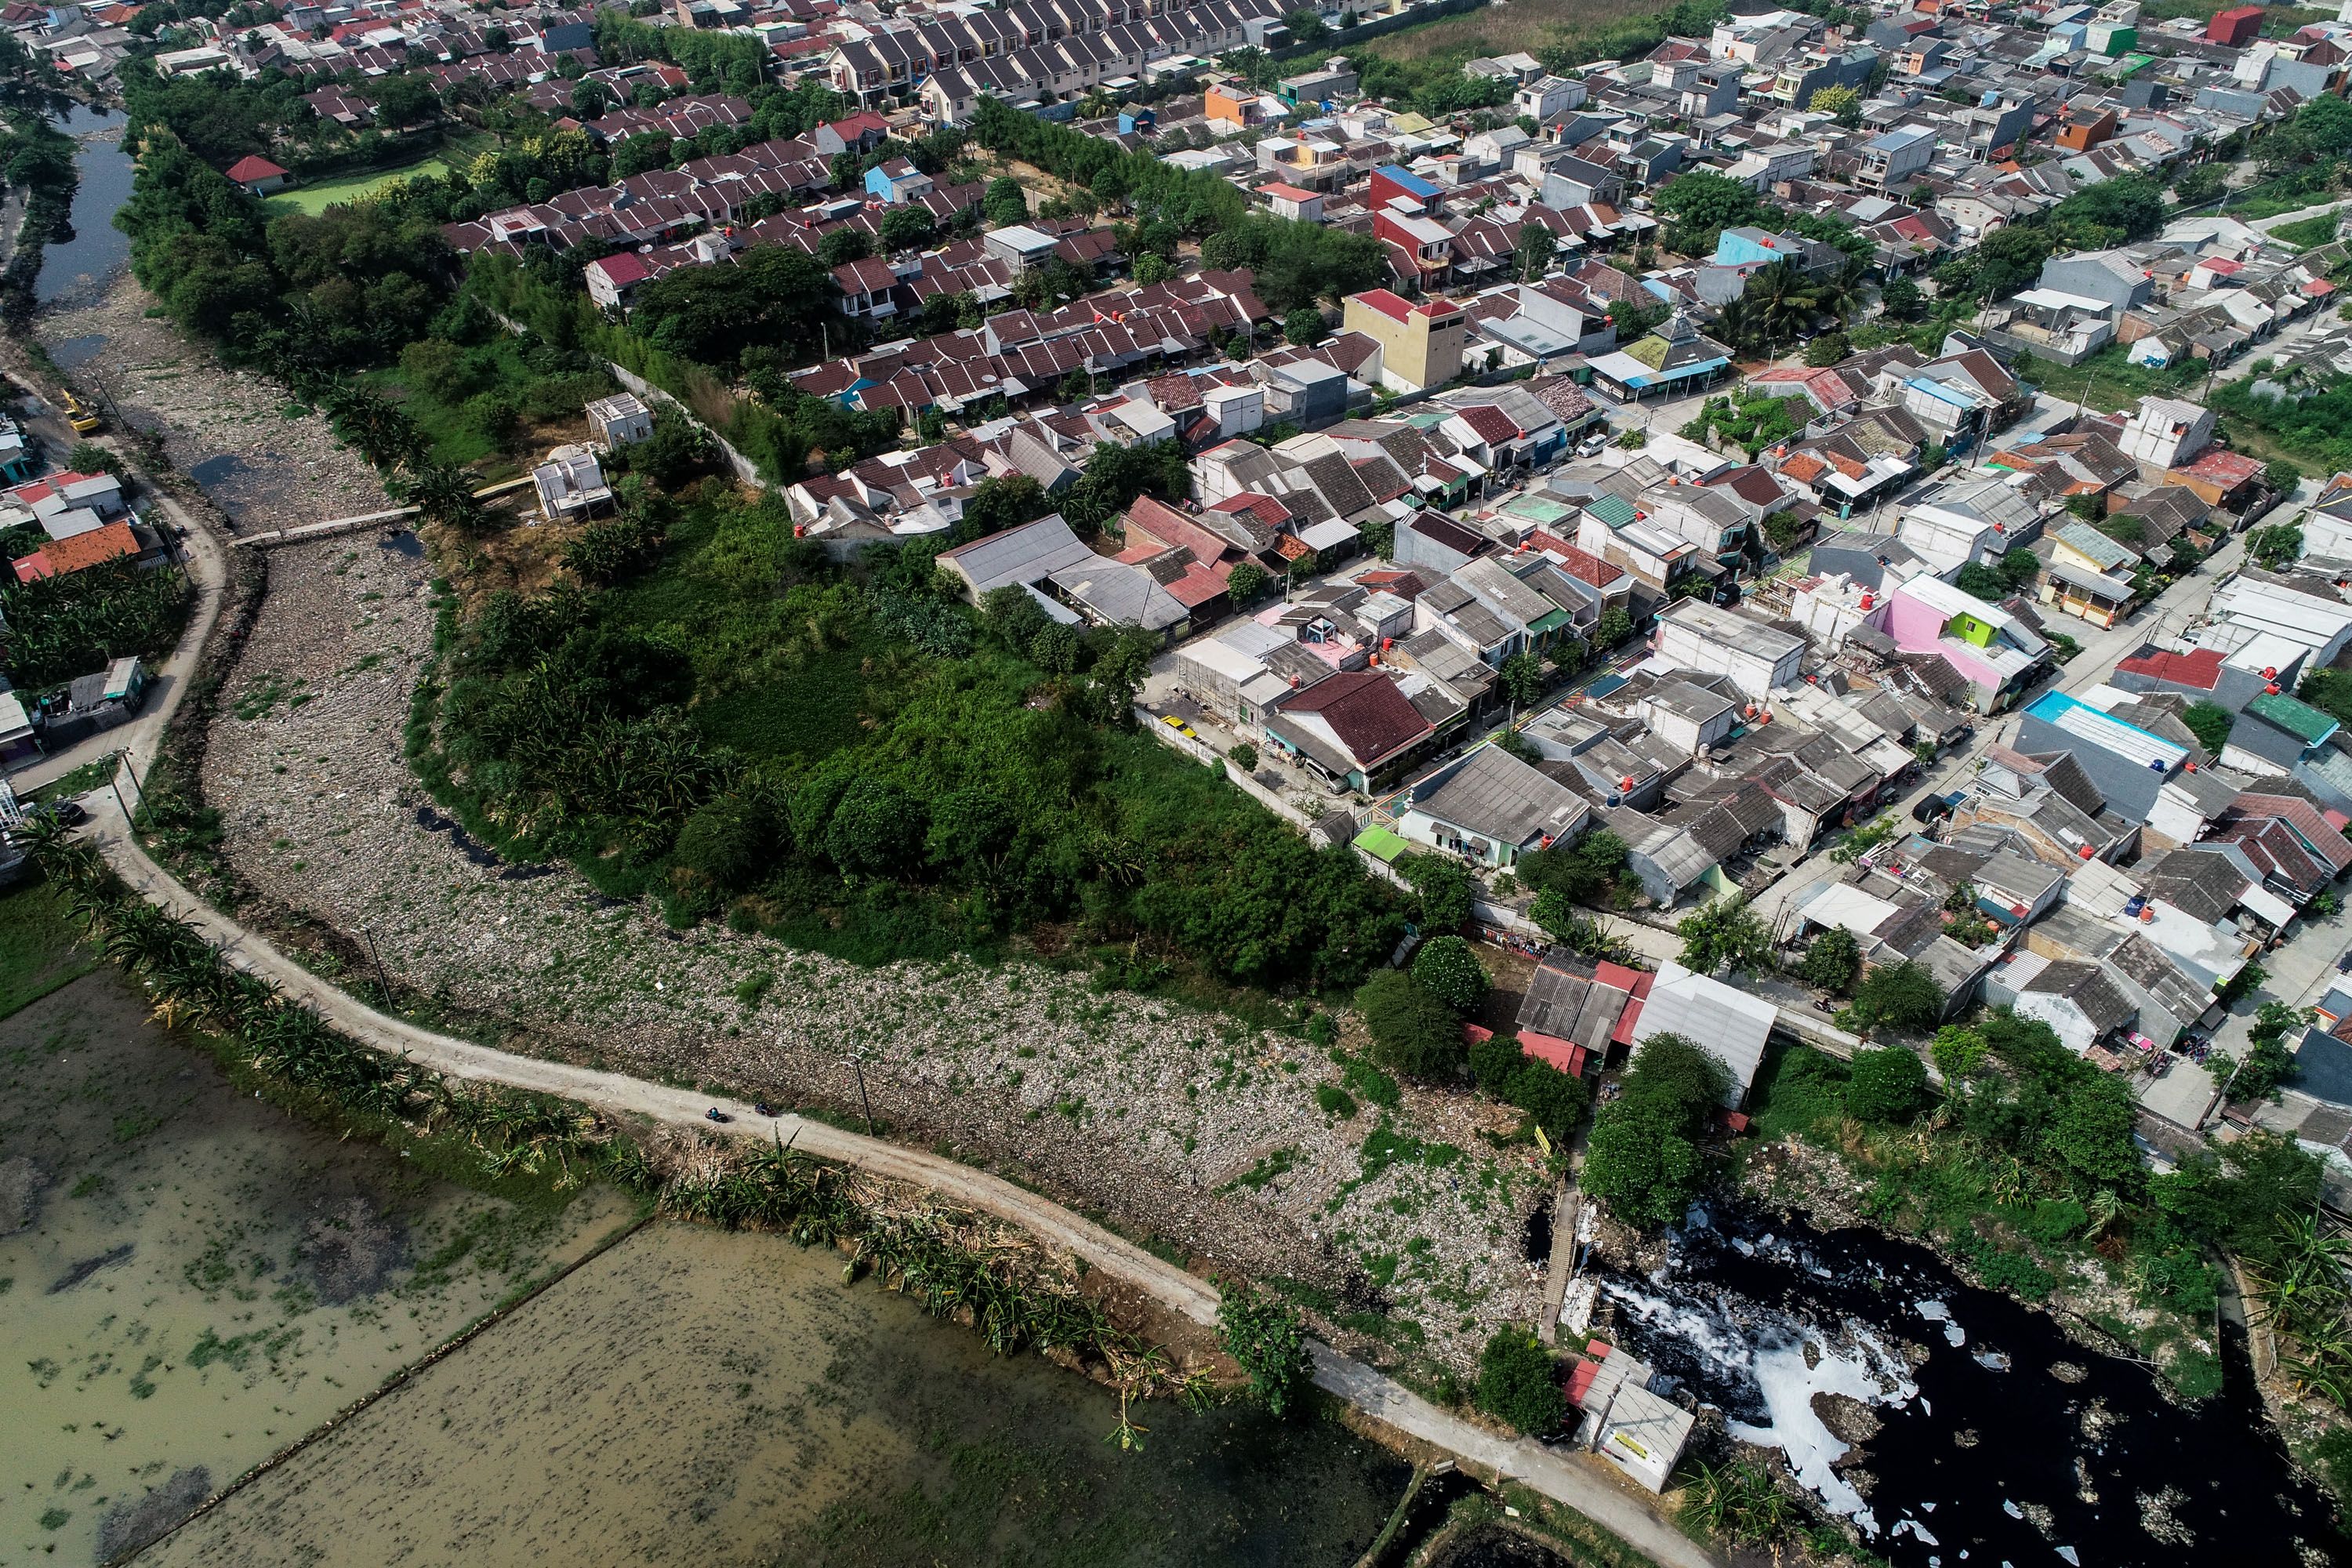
<box><xmin>1651</xmin><ymin>599</ymin><xmax>1805</xmax><ymax>701</ymax></box>
<box><xmin>1629</xmin><ymin>960</ymin><xmax>1775</xmax><ymax>1109</ymax></box>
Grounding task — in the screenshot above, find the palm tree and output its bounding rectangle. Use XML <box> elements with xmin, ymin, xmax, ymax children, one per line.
<box><xmin>394</xmin><ymin>463</ymin><xmax>488</xmax><ymax>533</ymax></box>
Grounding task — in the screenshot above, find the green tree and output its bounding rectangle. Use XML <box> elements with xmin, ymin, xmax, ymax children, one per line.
<box><xmin>1228</xmin><ymin>740</ymin><xmax>1258</xmax><ymax>771</ymax></box>
<box><xmin>1846</xmin><ymin>960</ymin><xmax>1942</xmax><ymax>1033</ymax></box>
<box><xmin>1515</xmin><ymin>221</ymin><xmax>1557</xmax><ymax>283</ymax></box>
<box><xmin>1954</xmin><ymin>560</ymin><xmax>2009</xmax><ymax>601</ymax></box>
<box><xmin>1217</xmin><ymin>1283</ymin><xmax>1313</xmax><ymax>1417</ymax></box>
<box><xmin>1583</xmin><ymin>1094</ymin><xmax>1705</xmax><ymax>1227</ymax></box>
<box><xmin>2183</xmin><ymin>701</ymin><xmax>2234</xmax><ymax>755</ymax></box>
<box><xmin>1930</xmin><ymin>1024</ymin><xmax>1989</xmax><ymax>1081</ymax></box>
<box><xmin>818</xmin><ymin>227</ymin><xmax>873</xmax><ymax>267</ymax></box>
<box><xmin>1845</xmin><ymin>1046</ymin><xmax>1929</xmax><ymax>1124</ymax></box>
<box><xmin>674</xmin><ymin>793</ymin><xmax>778</xmax><ymax>894</ymax></box>
<box><xmin>1796</xmin><ymin>926</ymin><xmax>1861</xmax><ymax>993</ymax></box>
<box><xmin>958</xmin><ymin>476</ymin><xmax>1051</xmax><ymax>540</ymax></box>
<box><xmin>1285</xmin><ymin>306</ymin><xmax>1327</xmax><ymax>347</ymax></box>
<box><xmin>2172</xmin><ymin>164</ymin><xmax>2226</xmax><ymax>207</ymax></box>
<box><xmin>1879</xmin><ymin>275</ymin><xmax>1923</xmax><ymax>320</ymax></box>
<box><xmin>1412</xmin><ymin>935</ymin><xmax>1490</xmax><ymax>1014</ymax></box>
<box><xmin>1802</xmin><ymin>331</ymin><xmax>1849</xmax><ymax>367</ymax></box>
<box><xmin>1675</xmin><ymin>896</ymin><xmax>1773</xmax><ymax>976</ymax></box>
<box><xmin>2233</xmin><ymin>1003</ymin><xmax>2312</xmax><ymax>1102</ymax></box>
<box><xmin>983</xmin><ymin>176</ymin><xmax>1029</xmax><ymax>227</ymax></box>
<box><xmin>823</xmin><ymin>777</ymin><xmax>923</xmax><ymax>877</ymax></box>
<box><xmin>1597</xmin><ymin>606</ymin><xmax>1633</xmax><ymax>648</ymax></box>
<box><xmin>879</xmin><ymin>205</ymin><xmax>936</xmax><ymax>252</ymax></box>
<box><xmin>1497</xmin><ymin>651</ymin><xmax>1545</xmax><ymax>709</ymax></box>
<box><xmin>1583</xmin><ymin>1034</ymin><xmax>1728</xmax><ymax>1227</ymax></box>
<box><xmin>395</xmin><ymin>463</ymin><xmax>488</xmax><ymax>533</ymax></box>
<box><xmin>2265</xmin><ymin>460</ymin><xmax>2303</xmax><ymax>495</ymax></box>
<box><xmin>1356</xmin><ymin>968</ymin><xmax>1465</xmax><ymax>1080</ymax></box>
<box><xmin>1808</xmin><ymin>85</ymin><xmax>1861</xmax><ymax>127</ymax></box>
<box><xmin>1519</xmin><ymin>829</ymin><xmax>1628</xmax><ymax>903</ymax></box>
<box><xmin>1399</xmin><ymin>853</ymin><xmax>1474</xmax><ymax>931</ymax></box>
<box><xmin>2045</xmin><ymin>1072</ymin><xmax>2139</xmax><ymax>1188</ymax></box>
<box><xmin>1226</xmin><ymin>559</ymin><xmax>1269</xmax><ymax>603</ymax></box>
<box><xmin>612</xmin><ymin>132</ymin><xmax>674</xmax><ymax>179</ymax></box>
<box><xmin>2249</xmin><ymin>524</ymin><xmax>2303</xmax><ymax>570</ymax></box>
<box><xmin>1475</xmin><ymin>1328</ymin><xmax>1566</xmax><ymax>1433</ymax></box>
<box><xmin>1134</xmin><ymin>251</ymin><xmax>1171</xmax><ymax>286</ymax></box>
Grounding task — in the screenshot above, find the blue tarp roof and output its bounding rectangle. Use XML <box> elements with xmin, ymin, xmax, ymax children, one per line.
<box><xmin>1374</xmin><ymin>164</ymin><xmax>1443</xmax><ymax>201</ymax></box>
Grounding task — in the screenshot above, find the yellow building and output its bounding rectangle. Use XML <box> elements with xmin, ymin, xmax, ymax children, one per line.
<box><xmin>1341</xmin><ymin>289</ymin><xmax>1467</xmax><ymax>394</ymax></box>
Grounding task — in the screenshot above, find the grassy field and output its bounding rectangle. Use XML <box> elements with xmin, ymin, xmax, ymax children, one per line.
<box><xmin>0</xmin><ymin>877</ymin><xmax>96</xmax><ymax>1018</ymax></box>
<box><xmin>266</xmin><ymin>155</ymin><xmax>457</xmax><ymax>216</ymax></box>
<box><xmin>1365</xmin><ymin>0</ymin><xmax>1626</xmax><ymax>60</ymax></box>
<box><xmin>2270</xmin><ymin>211</ymin><xmax>2345</xmax><ymax>250</ymax></box>
<box><xmin>361</xmin><ymin>336</ymin><xmax>611</xmax><ymax>479</ymax></box>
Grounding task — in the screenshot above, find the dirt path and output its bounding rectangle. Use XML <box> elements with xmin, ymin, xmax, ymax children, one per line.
<box><xmin>78</xmin><ymin>785</ymin><xmax>1719</xmax><ymax>1568</ymax></box>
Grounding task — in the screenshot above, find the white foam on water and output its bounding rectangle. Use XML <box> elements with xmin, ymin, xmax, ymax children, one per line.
<box><xmin>1895</xmin><ymin>1517</ymin><xmax>1942</xmax><ymax>1546</ymax></box>
<box><xmin>1915</xmin><ymin>1299</ymin><xmax>1966</xmax><ymax>1345</ymax></box>
<box><xmin>1722</xmin><ymin>1328</ymin><xmax>1915</xmax><ymax>1534</ymax></box>
<box><xmin>2056</xmin><ymin>1549</ymin><xmax>2079</xmax><ymax>1566</ymax></box>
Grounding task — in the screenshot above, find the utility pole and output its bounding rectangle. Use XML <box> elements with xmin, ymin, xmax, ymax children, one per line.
<box><xmin>848</xmin><ymin>1046</ymin><xmax>876</xmax><ymax>1134</ymax></box>
<box><xmin>362</xmin><ymin>927</ymin><xmax>394</xmax><ymax>1004</ymax></box>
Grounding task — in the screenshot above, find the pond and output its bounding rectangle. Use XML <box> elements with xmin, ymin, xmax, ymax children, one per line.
<box><xmin>2</xmin><ymin>888</ymin><xmax>1414</xmax><ymax>1566</ymax></box>
<box><xmin>1593</xmin><ymin>1203</ymin><xmax>2347</xmax><ymax>1567</ymax></box>
<box><xmin>37</xmin><ymin>103</ymin><xmax>134</xmax><ymax>308</ymax></box>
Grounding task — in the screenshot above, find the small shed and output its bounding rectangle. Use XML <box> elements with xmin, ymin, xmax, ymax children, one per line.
<box><xmin>586</xmin><ymin>394</ymin><xmax>654</xmax><ymax>449</ymax></box>
<box><xmin>532</xmin><ymin>445</ymin><xmax>612</xmax><ymax>523</ymax></box>
<box><xmin>1568</xmin><ymin>1340</ymin><xmax>1693</xmax><ymax>1492</ymax></box>
<box><xmin>224</xmin><ymin>155</ymin><xmax>289</xmax><ymax>196</ymax></box>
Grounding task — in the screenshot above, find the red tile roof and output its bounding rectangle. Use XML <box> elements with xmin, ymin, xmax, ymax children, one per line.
<box><xmin>2116</xmin><ymin>646</ymin><xmax>2223</xmax><ymax>690</ymax></box>
<box><xmin>1210</xmin><ymin>492</ymin><xmax>1291</xmax><ymax>526</ymax></box>
<box><xmin>225</xmin><ymin>155</ymin><xmax>287</xmax><ymax>183</ymax></box>
<box><xmin>1523</xmin><ymin>528</ymin><xmax>1622</xmax><ymax>587</ymax></box>
<box><xmin>1454</xmin><ymin>404</ymin><xmax>1520</xmax><ymax>445</ymax></box>
<box><xmin>2176</xmin><ymin>449</ymin><xmax>2262</xmax><ymax>485</ymax></box>
<box><xmin>13</xmin><ymin>521</ymin><xmax>138</xmax><ymax>582</ymax></box>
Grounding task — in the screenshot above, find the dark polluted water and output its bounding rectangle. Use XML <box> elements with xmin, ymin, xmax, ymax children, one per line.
<box><xmin>1594</xmin><ymin>1203</ymin><xmax>2348</xmax><ymax>1567</ymax></box>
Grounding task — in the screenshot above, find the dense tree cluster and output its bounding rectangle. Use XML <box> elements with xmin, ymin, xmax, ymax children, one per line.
<box><xmin>425</xmin><ymin>491</ymin><xmax>1404</xmax><ymax>990</ymax></box>
<box><xmin>968</xmin><ymin>99</ymin><xmax>1378</xmax><ymax>313</ymax></box>
<box><xmin>0</xmin><ymin>557</ymin><xmax>191</xmax><ymax>691</ymax></box>
<box><xmin>1581</xmin><ymin>1034</ymin><xmax>1729</xmax><ymax>1228</ymax></box>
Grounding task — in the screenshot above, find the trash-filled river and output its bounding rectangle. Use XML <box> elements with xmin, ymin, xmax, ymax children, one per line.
<box><xmin>1595</xmin><ymin>1203</ymin><xmax>2343</xmax><ymax>1566</ymax></box>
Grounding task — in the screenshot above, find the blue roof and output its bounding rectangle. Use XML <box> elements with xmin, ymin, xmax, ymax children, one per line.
<box><xmin>1868</xmin><ymin>127</ymin><xmax>1935</xmax><ymax>151</ymax></box>
<box><xmin>1374</xmin><ymin>164</ymin><xmax>1443</xmax><ymax>201</ymax></box>
<box><xmin>1904</xmin><ymin>375</ymin><xmax>1977</xmax><ymax>410</ymax></box>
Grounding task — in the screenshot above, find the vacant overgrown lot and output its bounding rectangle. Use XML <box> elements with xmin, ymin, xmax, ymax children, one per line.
<box><xmin>194</xmin><ymin>496</ymin><xmax>1549</xmax><ymax>1379</ymax></box>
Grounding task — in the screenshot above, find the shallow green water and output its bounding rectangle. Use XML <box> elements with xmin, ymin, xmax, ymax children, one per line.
<box><xmin>3</xmin><ymin>901</ymin><xmax>1410</xmax><ymax>1566</ymax></box>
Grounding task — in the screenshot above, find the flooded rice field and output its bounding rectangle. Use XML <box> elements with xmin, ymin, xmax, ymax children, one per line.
<box><xmin>1595</xmin><ymin>1203</ymin><xmax>2347</xmax><ymax>1567</ymax></box>
<box><xmin>0</xmin><ymin>960</ymin><xmax>635</xmax><ymax>1567</ymax></box>
<box><xmin>140</xmin><ymin>1221</ymin><xmax>1409</xmax><ymax>1568</ymax></box>
<box><xmin>2</xmin><ymin>886</ymin><xmax>1410</xmax><ymax>1566</ymax></box>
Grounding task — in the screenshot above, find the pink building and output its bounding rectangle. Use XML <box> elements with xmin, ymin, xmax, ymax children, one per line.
<box><xmin>1878</xmin><ymin>575</ymin><xmax>2053</xmax><ymax>715</ymax></box>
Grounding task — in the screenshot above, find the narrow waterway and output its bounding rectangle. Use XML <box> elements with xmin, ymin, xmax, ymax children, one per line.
<box><xmin>1</xmin><ymin>887</ymin><xmax>1410</xmax><ymax>1566</ymax></box>
<box><xmin>36</xmin><ymin>103</ymin><xmax>132</xmax><ymax>308</ymax></box>
<box><xmin>1594</xmin><ymin>1203</ymin><xmax>2347</xmax><ymax>1566</ymax></box>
